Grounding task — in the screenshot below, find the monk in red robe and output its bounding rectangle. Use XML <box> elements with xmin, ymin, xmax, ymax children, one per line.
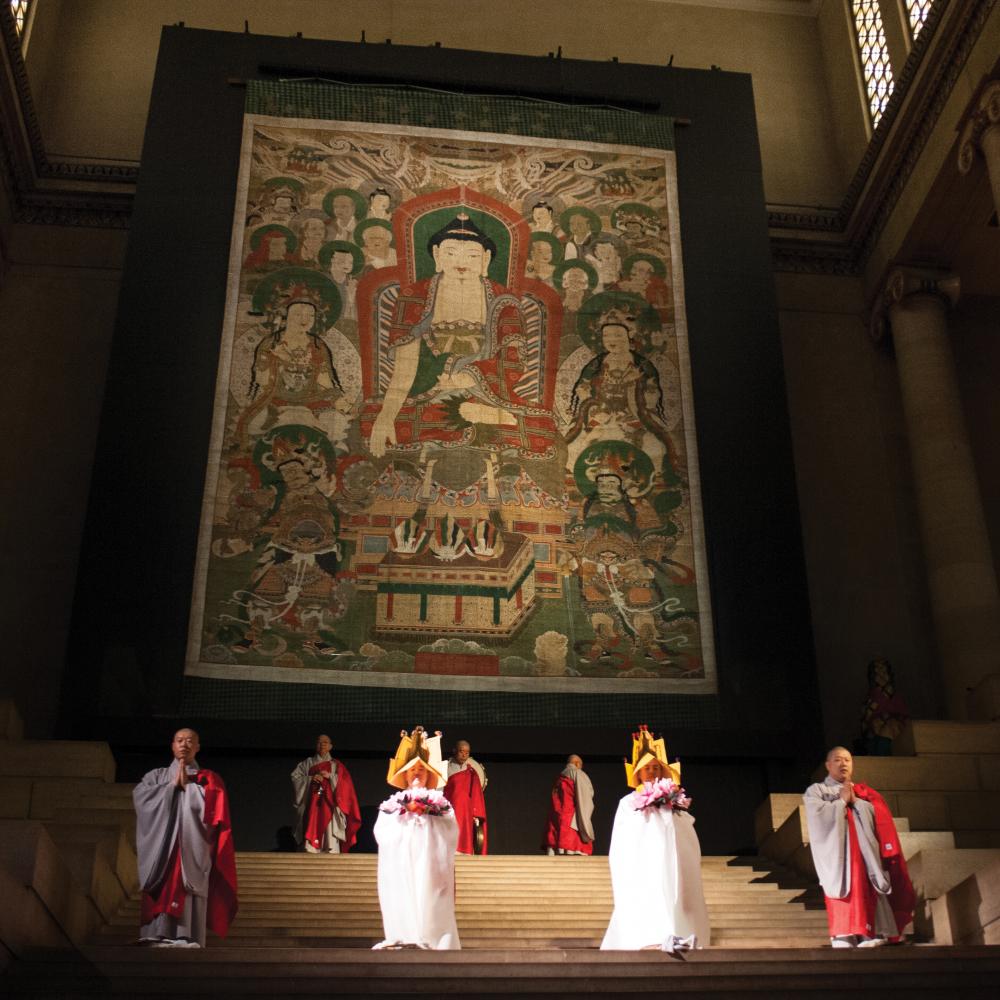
<box><xmin>133</xmin><ymin>728</ymin><xmax>238</xmax><ymax>947</ymax></box>
<box><xmin>291</xmin><ymin>733</ymin><xmax>362</xmax><ymax>853</ymax></box>
<box><xmin>443</xmin><ymin>739</ymin><xmax>488</xmax><ymax>854</ymax></box>
<box><xmin>804</xmin><ymin>746</ymin><xmax>915</xmax><ymax>947</ymax></box>
<box><xmin>543</xmin><ymin>754</ymin><xmax>596</xmax><ymax>856</ymax></box>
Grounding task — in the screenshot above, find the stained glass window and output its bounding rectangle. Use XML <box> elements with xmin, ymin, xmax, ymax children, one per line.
<box><xmin>851</xmin><ymin>1</ymin><xmax>894</xmax><ymax>128</ymax></box>
<box><xmin>10</xmin><ymin>1</ymin><xmax>32</xmax><ymax>38</ymax></box>
<box><xmin>906</xmin><ymin>1</ymin><xmax>933</xmax><ymax>40</ymax></box>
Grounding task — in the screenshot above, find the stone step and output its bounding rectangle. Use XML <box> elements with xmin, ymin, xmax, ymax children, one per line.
<box><xmin>232</xmin><ymin>872</ymin><xmax>801</xmax><ymax>885</ymax></box>
<box><xmin>899</xmin><ymin>830</ymin><xmax>956</xmax><ymax>857</ymax></box>
<box><xmin>907</xmin><ymin>847</ymin><xmax>1000</xmax><ymax>900</ymax></box>
<box><xmin>812</xmin><ymin>755</ymin><xmax>984</xmax><ymax>791</ymax></box>
<box><xmin>754</xmin><ymin>793</ymin><xmax>805</xmax><ymax>846</ymax></box>
<box><xmin>896</xmin><ymin>720</ymin><xmax>1000</xmax><ymax>756</ymax></box>
<box><xmin>886</xmin><ymin>790</ymin><xmax>1000</xmax><ymax>832</ymax></box>
<box><xmin>0</xmin><ymin>741</ymin><xmax>116</xmax><ymax>782</ymax></box>
<box><xmin>233</xmin><ymin>853</ymin><xmax>768</xmax><ymax>865</ymax></box>
<box><xmin>929</xmin><ymin>856</ymin><xmax>1000</xmax><ymax>945</ymax></box>
<box><xmin>4</xmin><ymin>944</ymin><xmax>994</xmax><ymax>998</ymax></box>
<box><xmin>45</xmin><ymin>823</ymin><xmax>137</xmax><ymax>896</ymax></box>
<box><xmin>0</xmin><ymin>819</ymin><xmax>101</xmax><ymax>947</ymax></box>
<box><xmin>50</xmin><ymin>807</ymin><xmax>137</xmax><ymax>851</ymax></box>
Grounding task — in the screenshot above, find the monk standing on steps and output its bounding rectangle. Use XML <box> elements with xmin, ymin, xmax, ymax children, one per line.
<box><xmin>133</xmin><ymin>728</ymin><xmax>238</xmax><ymax>947</ymax></box>
<box><xmin>290</xmin><ymin>733</ymin><xmax>361</xmax><ymax>854</ymax></box>
<box><xmin>804</xmin><ymin>746</ymin><xmax>915</xmax><ymax>948</ymax></box>
<box><xmin>542</xmin><ymin>754</ymin><xmax>595</xmax><ymax>855</ymax></box>
<box><xmin>443</xmin><ymin>739</ymin><xmax>488</xmax><ymax>854</ymax></box>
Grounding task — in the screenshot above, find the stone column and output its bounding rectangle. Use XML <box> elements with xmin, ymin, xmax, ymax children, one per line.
<box><xmin>958</xmin><ymin>79</ymin><xmax>1000</xmax><ymax>219</ymax></box>
<box><xmin>873</xmin><ymin>267</ymin><xmax>1000</xmax><ymax>719</ymax></box>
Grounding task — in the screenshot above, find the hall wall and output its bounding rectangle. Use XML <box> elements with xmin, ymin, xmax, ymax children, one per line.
<box><xmin>22</xmin><ymin>0</ymin><xmax>854</xmax><ymax>210</ymax></box>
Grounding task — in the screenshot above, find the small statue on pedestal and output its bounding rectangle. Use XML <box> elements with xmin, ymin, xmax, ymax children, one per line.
<box><xmin>857</xmin><ymin>657</ymin><xmax>909</xmax><ymax>756</ymax></box>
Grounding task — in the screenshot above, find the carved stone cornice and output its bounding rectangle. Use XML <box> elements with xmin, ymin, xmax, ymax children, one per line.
<box><xmin>770</xmin><ymin>0</ymin><xmax>995</xmax><ymax>275</ymax></box>
<box><xmin>958</xmin><ymin>78</ymin><xmax>1000</xmax><ymax>173</ymax></box>
<box><xmin>0</xmin><ymin>4</ymin><xmax>136</xmax><ymax>229</ymax></box>
<box><xmin>870</xmin><ymin>265</ymin><xmax>961</xmax><ymax>342</ymax></box>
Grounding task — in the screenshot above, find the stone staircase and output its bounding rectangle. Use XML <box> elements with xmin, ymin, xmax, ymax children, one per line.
<box><xmin>92</xmin><ymin>852</ymin><xmax>830</xmax><ymax>950</ymax></box>
<box><xmin>8</xmin><ymin>852</ymin><xmax>1000</xmax><ymax>998</ymax></box>
<box><xmin>755</xmin><ymin>720</ymin><xmax>1000</xmax><ymax>943</ymax></box>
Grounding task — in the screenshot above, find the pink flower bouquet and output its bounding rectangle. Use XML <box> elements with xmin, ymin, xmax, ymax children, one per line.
<box><xmin>630</xmin><ymin>776</ymin><xmax>692</xmax><ymax>812</ymax></box>
<box><xmin>379</xmin><ymin>787</ymin><xmax>453</xmax><ymax>817</ymax></box>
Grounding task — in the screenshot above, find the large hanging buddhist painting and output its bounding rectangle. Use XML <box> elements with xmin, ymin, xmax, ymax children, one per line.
<box><xmin>186</xmin><ymin>94</ymin><xmax>716</xmax><ymax>694</ymax></box>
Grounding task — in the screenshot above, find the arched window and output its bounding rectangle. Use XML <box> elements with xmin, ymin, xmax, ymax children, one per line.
<box><xmin>10</xmin><ymin>1</ymin><xmax>33</xmax><ymax>38</ymax></box>
<box><xmin>851</xmin><ymin>1</ymin><xmax>894</xmax><ymax>128</ymax></box>
<box><xmin>905</xmin><ymin>1</ymin><xmax>933</xmax><ymax>40</ymax></box>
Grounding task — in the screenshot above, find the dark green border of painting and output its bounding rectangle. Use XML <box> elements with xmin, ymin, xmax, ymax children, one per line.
<box><xmin>246</xmin><ymin>79</ymin><xmax>674</xmax><ymax>150</ymax></box>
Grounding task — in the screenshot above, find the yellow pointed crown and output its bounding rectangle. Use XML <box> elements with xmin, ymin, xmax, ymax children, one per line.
<box><xmin>386</xmin><ymin>726</ymin><xmax>447</xmax><ymax>790</ymax></box>
<box><xmin>624</xmin><ymin>724</ymin><xmax>681</xmax><ymax>788</ymax></box>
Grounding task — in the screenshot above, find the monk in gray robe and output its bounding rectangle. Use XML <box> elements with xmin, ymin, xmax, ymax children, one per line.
<box><xmin>804</xmin><ymin>746</ymin><xmax>914</xmax><ymax>948</ymax></box>
<box><xmin>542</xmin><ymin>755</ymin><xmax>595</xmax><ymax>855</ymax></box>
<box><xmin>290</xmin><ymin>734</ymin><xmax>362</xmax><ymax>853</ymax></box>
<box><xmin>133</xmin><ymin>728</ymin><xmax>238</xmax><ymax>947</ymax></box>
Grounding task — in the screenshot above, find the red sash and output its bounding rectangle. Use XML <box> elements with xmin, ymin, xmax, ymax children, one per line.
<box><xmin>140</xmin><ymin>769</ymin><xmax>238</xmax><ymax>938</ymax></box>
<box><xmin>304</xmin><ymin>759</ymin><xmax>362</xmax><ymax>852</ymax></box>
<box><xmin>853</xmin><ymin>782</ymin><xmax>916</xmax><ymax>935</ymax></box>
<box><xmin>304</xmin><ymin>761</ymin><xmax>335</xmax><ymax>850</ymax></box>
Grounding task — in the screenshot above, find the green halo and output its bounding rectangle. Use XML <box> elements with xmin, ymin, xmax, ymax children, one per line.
<box><xmin>553</xmin><ymin>259</ymin><xmax>598</xmax><ymax>291</ymax></box>
<box><xmin>622</xmin><ymin>253</ymin><xmax>667</xmax><ymax>279</ymax></box>
<box><xmin>573</xmin><ymin>441</ymin><xmax>655</xmax><ymax>497</ymax></box>
<box><xmin>559</xmin><ymin>205</ymin><xmax>602</xmax><ymax>236</ymax></box>
<box><xmin>253</xmin><ymin>424</ymin><xmax>339</xmax><ymax>490</ymax></box>
<box><xmin>250</xmin><ymin>266</ymin><xmax>342</xmax><ymax>328</ymax></box>
<box><xmin>528</xmin><ymin>232</ymin><xmax>564</xmax><ymax>265</ymax></box>
<box><xmin>610</xmin><ymin>201</ymin><xmax>660</xmax><ymax>229</ymax></box>
<box><xmin>575</xmin><ymin>290</ymin><xmax>661</xmax><ymax>352</ymax></box>
<box><xmin>249</xmin><ymin>224</ymin><xmax>298</xmax><ymax>251</ymax></box>
<box><xmin>353</xmin><ymin>217</ymin><xmax>395</xmax><ymax>249</ymax></box>
<box><xmin>410</xmin><ymin>207</ymin><xmax>511</xmax><ymax>283</ymax></box>
<box><xmin>262</xmin><ymin>176</ymin><xmax>306</xmax><ymax>194</ymax></box>
<box><xmin>318</xmin><ymin>240</ymin><xmax>366</xmax><ymax>275</ymax></box>
<box><xmin>322</xmin><ymin>187</ymin><xmax>368</xmax><ymax>221</ymax></box>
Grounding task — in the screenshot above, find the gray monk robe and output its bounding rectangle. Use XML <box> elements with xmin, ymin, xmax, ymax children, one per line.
<box><xmin>291</xmin><ymin>754</ymin><xmax>362</xmax><ymax>853</ymax></box>
<box><xmin>543</xmin><ymin>765</ymin><xmax>596</xmax><ymax>855</ymax></box>
<box><xmin>133</xmin><ymin>760</ymin><xmax>238</xmax><ymax>947</ymax></box>
<box><xmin>803</xmin><ymin>777</ymin><xmax>896</xmax><ymax>938</ymax></box>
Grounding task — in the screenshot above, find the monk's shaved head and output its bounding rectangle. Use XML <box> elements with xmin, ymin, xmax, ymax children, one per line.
<box><xmin>567</xmin><ymin>754</ymin><xmax>583</xmax><ymax>769</ymax></box>
<box><xmin>824</xmin><ymin>746</ymin><xmax>853</xmax><ymax>783</ymax></box>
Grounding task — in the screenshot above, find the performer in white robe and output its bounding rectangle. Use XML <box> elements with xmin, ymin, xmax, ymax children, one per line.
<box><xmin>601</xmin><ymin>725</ymin><xmax>710</xmax><ymax>951</ymax></box>
<box><xmin>373</xmin><ymin>727</ymin><xmax>460</xmax><ymax>950</ymax></box>
<box><xmin>133</xmin><ymin>728</ymin><xmax>238</xmax><ymax>948</ymax></box>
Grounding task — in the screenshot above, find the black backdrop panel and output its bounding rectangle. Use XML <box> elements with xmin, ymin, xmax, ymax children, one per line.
<box><xmin>66</xmin><ymin>27</ymin><xmax>818</xmax><ymax>758</ymax></box>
